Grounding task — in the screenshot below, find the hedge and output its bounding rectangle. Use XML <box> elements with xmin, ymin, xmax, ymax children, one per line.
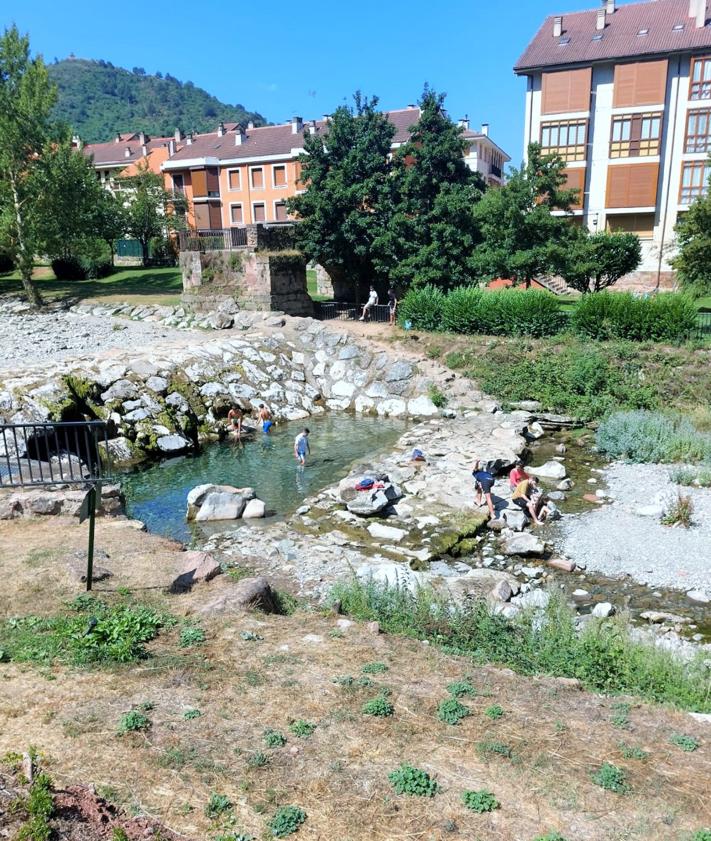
<box><xmin>572</xmin><ymin>292</ymin><xmax>698</xmax><ymax>343</ymax></box>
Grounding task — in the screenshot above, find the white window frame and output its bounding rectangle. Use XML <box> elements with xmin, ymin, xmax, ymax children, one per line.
<box><xmin>252</xmin><ymin>201</ymin><xmax>267</xmax><ymax>223</ymax></box>
<box><xmin>226</xmin><ymin>168</ymin><xmax>242</xmax><ymax>192</ymax></box>
<box><xmin>229</xmin><ymin>202</ymin><xmax>244</xmax><ymax>226</ymax></box>
<box><xmin>273</xmin><ymin>199</ymin><xmax>288</xmax><ymax>222</ymax></box>
<box><xmin>272</xmin><ymin>163</ymin><xmax>288</xmax><ymax>189</ymax></box>
<box><xmin>249</xmin><ymin>165</ymin><xmax>265</xmax><ymax>190</ymax></box>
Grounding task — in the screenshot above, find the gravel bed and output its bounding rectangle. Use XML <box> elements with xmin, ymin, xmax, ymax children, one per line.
<box><xmin>0</xmin><ymin>301</ymin><xmax>190</xmax><ymax>371</ymax></box>
<box><xmin>555</xmin><ymin>461</ymin><xmax>711</xmax><ymax>596</ymax></box>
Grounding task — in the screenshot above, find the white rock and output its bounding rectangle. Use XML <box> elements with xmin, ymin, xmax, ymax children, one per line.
<box><xmin>156</xmin><ymin>434</ymin><xmax>190</xmax><ymax>453</ymax></box>
<box><xmin>572</xmin><ymin>589</ymin><xmax>590</xmax><ymax>598</ymax></box>
<box><xmin>592</xmin><ymin>602</ymin><xmax>615</xmax><ymax>618</ymax></box>
<box><xmin>687</xmin><ymin>590</ymin><xmax>710</xmax><ymax>604</ymax></box>
<box><xmin>367</xmin><ymin>522</ymin><xmax>408</xmax><ymax>543</ymax></box>
<box><xmin>528</xmin><ymin>460</ymin><xmax>567</xmax><ymax>480</ymax></box>
<box><xmin>195</xmin><ymin>492</ymin><xmax>247</xmax><ymax>522</ymax></box>
<box><xmin>242</xmin><ymin>498</ymin><xmax>266</xmax><ymax>519</ymax></box>
<box><xmin>514</xmin><ymin>589</ymin><xmax>551</xmax><ymax>609</ymax></box>
<box><xmin>502</xmin><ymin>509</ymin><xmax>528</xmax><ymax>531</ymax></box>
<box><xmin>527</xmin><ymin>421</ymin><xmax>545</xmax><ymax>439</ymax></box>
<box><xmin>407</xmin><ymin>396</ymin><xmax>440</xmax><ymax>417</ymax></box>
<box><xmin>502</xmin><ymin>533</ymin><xmax>545</xmax><ymax>556</ymax></box>
<box><xmin>331</xmin><ymin>380</ymin><xmax>356</xmax><ymax>398</ymax></box>
<box><xmin>557</xmin><ymin>478</ymin><xmax>574</xmax><ymax>491</ymax></box>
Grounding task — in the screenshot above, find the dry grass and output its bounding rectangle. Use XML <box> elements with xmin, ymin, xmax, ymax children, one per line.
<box><xmin>1</xmin><ymin>517</ymin><xmax>709</xmax><ymax>841</ymax></box>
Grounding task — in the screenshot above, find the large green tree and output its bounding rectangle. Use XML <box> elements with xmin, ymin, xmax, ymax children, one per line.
<box><xmin>0</xmin><ymin>25</ymin><xmax>58</xmax><ymax>306</ymax></box>
<box><xmin>555</xmin><ymin>230</ymin><xmax>641</xmax><ymax>294</ymax></box>
<box><xmin>673</xmin><ymin>164</ymin><xmax>711</xmax><ymax>296</ymax></box>
<box><xmin>287</xmin><ymin>93</ymin><xmax>396</xmax><ymax>302</ymax></box>
<box><xmin>471</xmin><ymin>144</ymin><xmax>578</xmax><ymax>288</ymax></box>
<box><xmin>376</xmin><ymin>88</ymin><xmax>485</xmax><ymax>290</ymax></box>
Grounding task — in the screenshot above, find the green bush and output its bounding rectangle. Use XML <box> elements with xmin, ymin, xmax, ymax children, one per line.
<box><xmin>690</xmin><ymin>831</ymin><xmax>711</xmax><ymax>841</ymax></box>
<box><xmin>388</xmin><ymin>764</ymin><xmax>438</xmax><ymax>797</ymax></box>
<box><xmin>572</xmin><ymin>292</ymin><xmax>698</xmax><ymax>343</ymax></box>
<box><xmin>179</xmin><ymin>625</ymin><xmax>206</xmax><ymax>648</ymax></box>
<box><xmin>205</xmin><ymin>792</ymin><xmax>232</xmax><ymax>819</ymax></box>
<box><xmin>398</xmin><ymin>285</ymin><xmax>446</xmax><ymax>331</ymax></box>
<box><xmin>440</xmin><ymin>286</ymin><xmax>484</xmax><ymax>333</ymax></box>
<box><xmin>447</xmin><ymin>680</ymin><xmax>476</xmax><ymax>698</ymax></box>
<box><xmin>361</xmin><ymin>661</ymin><xmax>388</xmax><ymax>674</ymax></box>
<box><xmin>16</xmin><ymin>772</ymin><xmax>54</xmax><ymax>841</ymax></box>
<box><xmin>437</xmin><ymin>697</ymin><xmax>471</xmax><ymax>725</ymax></box>
<box><xmin>0</xmin><ymin>252</ymin><xmax>14</xmax><ymax>274</ymax></box>
<box><xmin>331</xmin><ymin>578</ymin><xmax>711</xmax><ymax>712</ymax></box>
<box><xmin>268</xmin><ymin>806</ymin><xmax>306</xmax><ymax>837</ymax></box>
<box><xmin>118</xmin><ymin>710</ymin><xmax>151</xmax><ymax>734</ymax></box>
<box><xmin>263</xmin><ymin>729</ymin><xmax>287</xmax><ymax>748</ymax></box>
<box><xmin>51</xmin><ymin>255</ymin><xmax>113</xmax><ymax>281</ymax></box>
<box><xmin>461</xmin><ymin>790</ymin><xmax>499</xmax><ymax>813</ymax></box>
<box><xmin>289</xmin><ymin>720</ymin><xmax>316</xmax><ymax>738</ymax></box>
<box><xmin>440</xmin><ymin>287</ymin><xmax>565</xmax><ymax>338</ymax></box>
<box><xmin>485</xmin><ymin>704</ymin><xmax>504</xmax><ymax>720</ymax></box>
<box><xmin>362</xmin><ymin>696</ymin><xmax>394</xmax><ymax>717</ymax></box>
<box><xmin>591</xmin><ymin>762</ymin><xmax>629</xmax><ymax>793</ymax></box>
<box><xmin>669</xmin><ymin>733</ymin><xmax>699</xmax><ymax>752</ymax></box>
<box><xmin>597</xmin><ymin>411</ymin><xmax>711</xmax><ymax>463</ymax></box>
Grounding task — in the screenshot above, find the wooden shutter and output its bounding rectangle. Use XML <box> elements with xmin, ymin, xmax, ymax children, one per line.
<box><xmin>542</xmin><ymin>68</ymin><xmax>592</xmax><ymax>114</ymax></box>
<box><xmin>194</xmin><ymin>203</ymin><xmax>210</xmax><ymax>229</ymax></box>
<box><xmin>606</xmin><ymin>163</ymin><xmax>659</xmax><ymax>208</ymax></box>
<box><xmin>253</xmin><ymin>203</ymin><xmax>266</xmax><ymax>222</ymax></box>
<box><xmin>275</xmin><ymin>202</ymin><xmax>288</xmax><ymax>221</ymax></box>
<box><xmin>208</xmin><ymin>203</ymin><xmax>222</xmax><ymax>228</ymax></box>
<box><xmin>613</xmin><ymin>60</ymin><xmax>668</xmax><ymax>107</ymax></box>
<box><xmin>191</xmin><ymin>169</ymin><xmax>207</xmax><ymax>198</ymax></box>
<box><xmin>206</xmin><ymin>167</ymin><xmax>220</xmax><ymax>195</ymax></box>
<box><xmin>562</xmin><ymin>167</ymin><xmax>586</xmax><ymax>209</ymax></box>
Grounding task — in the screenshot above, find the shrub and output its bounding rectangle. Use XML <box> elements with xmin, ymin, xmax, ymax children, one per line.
<box><xmin>16</xmin><ymin>772</ymin><xmax>54</xmax><ymax>841</ymax></box>
<box><xmin>461</xmin><ymin>790</ymin><xmax>499</xmax><ymax>813</ymax></box>
<box><xmin>362</xmin><ymin>696</ymin><xmax>394</xmax><ymax>717</ymax></box>
<box><xmin>268</xmin><ymin>805</ymin><xmax>306</xmax><ymax>837</ymax></box>
<box><xmin>661</xmin><ymin>494</ymin><xmax>694</xmax><ymax>528</ymax></box>
<box><xmin>205</xmin><ymin>793</ymin><xmax>232</xmax><ymax>819</ymax></box>
<box><xmin>179</xmin><ymin>625</ymin><xmax>206</xmax><ymax>647</ymax></box>
<box><xmin>447</xmin><ymin>680</ymin><xmax>476</xmax><ymax>698</ymax></box>
<box><xmin>670</xmin><ymin>466</ymin><xmax>698</xmax><ymax>486</ymax></box>
<box><xmin>591</xmin><ymin>762</ymin><xmax>629</xmax><ymax>793</ymax></box>
<box><xmin>440</xmin><ymin>287</ymin><xmax>565</xmax><ymax>338</ymax></box>
<box><xmin>246</xmin><ymin>751</ymin><xmax>269</xmax><ymax>768</ymax></box>
<box><xmin>362</xmin><ymin>661</ymin><xmax>388</xmax><ymax>674</ymax></box>
<box><xmin>0</xmin><ymin>252</ymin><xmax>14</xmax><ymax>273</ymax></box>
<box><xmin>690</xmin><ymin>832</ymin><xmax>711</xmax><ymax>841</ymax></box>
<box><xmin>51</xmin><ymin>256</ymin><xmax>85</xmax><ymax>280</ymax></box>
<box><xmin>427</xmin><ymin>384</ymin><xmax>447</xmax><ymax>408</ymax></box>
<box><xmin>485</xmin><ymin>704</ymin><xmax>504</xmax><ymax>720</ymax></box>
<box><xmin>398</xmin><ymin>285</ymin><xmax>446</xmax><ymax>331</ymax></box>
<box><xmin>669</xmin><ymin>733</ymin><xmax>699</xmax><ymax>752</ymax></box>
<box><xmin>183</xmin><ymin>709</ymin><xmax>201</xmax><ymax>720</ymax></box>
<box><xmin>475</xmin><ymin>740</ymin><xmax>513</xmax><ymax>759</ymax></box>
<box><xmin>388</xmin><ymin>764</ymin><xmax>438</xmax><ymax>797</ymax></box>
<box><xmin>437</xmin><ymin>697</ymin><xmax>471</xmax><ymax>725</ymax></box>
<box><xmin>441</xmin><ymin>286</ymin><xmax>484</xmax><ymax>334</ymax></box>
<box><xmin>572</xmin><ymin>292</ymin><xmax>697</xmax><ymax>343</ymax></box>
<box><xmin>597</xmin><ymin>411</ymin><xmax>711</xmax><ymax>463</ymax></box>
<box><xmin>118</xmin><ymin>710</ymin><xmax>150</xmax><ymax>734</ymax></box>
<box><xmin>289</xmin><ymin>720</ymin><xmax>316</xmax><ymax>738</ymax></box>
<box><xmin>263</xmin><ymin>729</ymin><xmax>287</xmax><ymax>748</ymax></box>
<box><xmin>618</xmin><ymin>742</ymin><xmax>649</xmax><ymax>760</ymax></box>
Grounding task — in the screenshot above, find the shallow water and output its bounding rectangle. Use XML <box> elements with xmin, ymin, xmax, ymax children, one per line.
<box><xmin>122</xmin><ymin>414</ymin><xmax>407</xmax><ymax>544</ymax></box>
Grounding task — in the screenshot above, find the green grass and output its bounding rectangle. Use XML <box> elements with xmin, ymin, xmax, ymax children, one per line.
<box><xmin>0</xmin><ymin>266</ymin><xmax>183</xmax><ymax>306</ymax></box>
<box><xmin>332</xmin><ymin>578</ymin><xmax>711</xmax><ymax>713</ymax></box>
<box><xmin>16</xmin><ymin>772</ymin><xmax>54</xmax><ymax>841</ymax></box>
<box><xmin>669</xmin><ymin>733</ymin><xmax>700</xmax><ymax>752</ymax></box>
<box><xmin>306</xmin><ymin>268</ymin><xmax>330</xmax><ymax>303</ymax></box>
<box><xmin>362</xmin><ymin>696</ymin><xmax>395</xmax><ymax>717</ymax></box>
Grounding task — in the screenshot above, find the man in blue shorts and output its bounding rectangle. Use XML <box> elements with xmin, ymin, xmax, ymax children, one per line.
<box><xmin>258</xmin><ymin>404</ymin><xmax>273</xmax><ymax>433</ymax></box>
<box><xmin>294</xmin><ymin>428</ymin><xmax>310</xmax><ymax>465</ymax></box>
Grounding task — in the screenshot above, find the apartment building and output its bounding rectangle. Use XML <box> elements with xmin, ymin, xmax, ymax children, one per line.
<box><xmin>161</xmin><ymin>108</ymin><xmax>509</xmax><ymax>230</ymax></box>
<box><xmin>515</xmin><ymin>0</ymin><xmax>711</xmax><ymax>287</ymax></box>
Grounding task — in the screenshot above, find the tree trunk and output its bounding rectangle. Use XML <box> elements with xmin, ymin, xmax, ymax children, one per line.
<box><xmin>140</xmin><ymin>238</ymin><xmax>149</xmax><ymax>266</ymax></box>
<box><xmin>9</xmin><ymin>173</ymin><xmax>43</xmax><ymax>308</ymax></box>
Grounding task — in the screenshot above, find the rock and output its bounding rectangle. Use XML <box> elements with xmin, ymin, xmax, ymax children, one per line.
<box><xmin>28</xmin><ymin>496</ymin><xmax>61</xmax><ymax>516</ymax></box>
<box><xmin>510</xmin><ymin>400</ymin><xmax>541</xmax><ymax>411</ymax></box>
<box><xmin>501</xmin><ymin>508</ymin><xmax>528</xmax><ymax>532</ymax></box>
<box><xmin>385</xmin><ymin>361</ymin><xmax>414</xmax><ymax>382</ymax></box>
<box><xmin>242</xmin><ymin>498</ymin><xmax>266</xmax><ymax>519</ymax></box>
<box><xmin>547</xmin><ymin>491</ymin><xmax>565</xmax><ymax>501</ymax></box>
<box><xmin>640</xmin><ymin>611</ymin><xmax>689</xmax><ymax>625</ymax></box>
<box><xmin>195</xmin><ymin>492</ymin><xmax>247</xmax><ymax>522</ymax></box>
<box><xmin>635</xmin><ymin>504</ymin><xmax>664</xmax><ymax>517</ymax></box>
<box><xmin>346</xmin><ymin>483</ymin><xmax>403</xmax><ymax>517</ymax></box>
<box><xmin>557</xmin><ymin>478</ymin><xmax>574</xmax><ymax>491</ymax></box>
<box><xmin>687</xmin><ymin>589</ymin><xmax>710</xmax><ymax>604</ymax></box>
<box><xmin>156</xmin><ymin>434</ymin><xmax>191</xmax><ymax>454</ymax></box>
<box><xmin>145</xmin><ymin>376</ymin><xmax>169</xmax><ymax>394</ymax></box>
<box><xmin>544</xmin><ymin>501</ymin><xmax>562</xmax><ymax>521</ymax></box>
<box><xmin>528</xmin><ymin>460</ymin><xmax>567</xmax><ymax>480</ymax></box>
<box><xmin>688</xmin><ymin>712</ymin><xmax>711</xmax><ymax>725</ymax></box>
<box><xmin>407</xmin><ymin>396</ymin><xmax>440</xmax><ymax>417</ymax></box>
<box><xmin>99</xmin><ymin>436</ymin><xmax>134</xmax><ymax>464</ymax></box>
<box><xmin>170</xmin><ymin>550</ymin><xmax>222</xmax><ymax>592</ymax></box>
<box><xmin>519</xmin><ymin>565</ymin><xmax>544</xmax><ymax>579</ymax></box>
<box><xmin>527</xmin><ymin>421</ymin><xmax>545</xmax><ymax>439</ymax></box>
<box><xmin>0</xmin><ymin>498</ymin><xmax>21</xmax><ymax>520</ymax></box>
<box><xmin>572</xmin><ymin>588</ymin><xmax>590</xmax><ymax>598</ymax></box>
<box><xmin>513</xmin><ymin>589</ymin><xmax>551</xmax><ymax>610</ymax></box>
<box><xmin>592</xmin><ymin>602</ymin><xmax>615</xmax><ymax>618</ymax></box>
<box><xmin>336</xmin><ymin>619</ymin><xmax>354</xmax><ymax>631</ymax></box>
<box><xmin>501</xmin><ymin>533</ymin><xmax>545</xmax><ymax>556</ymax></box>
<box><xmin>198</xmin><ymin>576</ymin><xmax>278</xmax><ymax>614</ymax></box>
<box><xmin>547</xmin><ymin>557</ymin><xmax>576</xmax><ymax>572</ymax></box>
<box><xmin>583</xmin><ymin>493</ymin><xmax>605</xmax><ymax>504</ymax></box>
<box><xmin>100</xmin><ymin>379</ymin><xmax>138</xmax><ymax>402</ymax></box>
<box><xmin>187</xmin><ymin>484</ymin><xmax>251</xmax><ymax>519</ymax></box>
<box><xmin>490</xmin><ymin>580</ymin><xmax>513</xmax><ymax>602</ymax></box>
<box><xmin>367</xmin><ymin>621</ymin><xmax>381</xmax><ymax>635</ymax></box>
<box><xmin>555</xmin><ymin>444</ymin><xmax>567</xmax><ymax>454</ymax></box>
<box><xmin>367</xmin><ymin>522</ymin><xmax>408</xmax><ymax>542</ymax></box>
<box><xmin>486</xmin><ymin>518</ymin><xmax>507</xmax><ymax>532</ymax></box>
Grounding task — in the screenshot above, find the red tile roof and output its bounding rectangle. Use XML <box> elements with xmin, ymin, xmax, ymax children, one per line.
<box><xmin>84</xmin><ymin>134</ymin><xmax>176</xmax><ymax>166</ymax></box>
<box><xmin>515</xmin><ymin>0</ymin><xmax>711</xmax><ymax>73</ymax></box>
<box><xmin>164</xmin><ymin>108</ymin><xmax>423</xmax><ymax>165</ymax></box>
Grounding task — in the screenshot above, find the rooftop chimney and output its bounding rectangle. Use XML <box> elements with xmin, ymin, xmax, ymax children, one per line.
<box><xmin>697</xmin><ymin>0</ymin><xmax>707</xmax><ymax>27</ymax></box>
<box><xmin>138</xmin><ymin>131</ymin><xmax>146</xmax><ymax>145</ymax></box>
<box><xmin>186</xmin><ymin>132</ymin><xmax>193</xmax><ymax>145</ymax></box>
<box><xmin>71</xmin><ymin>134</ymin><xmax>81</xmax><ymax>149</ymax></box>
<box><xmin>115</xmin><ymin>132</ymin><xmax>121</xmax><ymax>143</ymax></box>
<box><xmin>174</xmin><ymin>127</ymin><xmax>182</xmax><ymax>142</ymax></box>
<box><xmin>407</xmin><ymin>103</ymin><xmax>416</xmax><ymax>109</ymax></box>
<box><xmin>323</xmin><ymin>114</ymin><xmax>330</xmax><ymax>123</ymax></box>
<box><xmin>217</xmin><ymin>121</ymin><xmax>225</xmax><ymax>137</ymax></box>
<box><xmin>606</xmin><ymin>0</ymin><xmax>615</xmax><ymax>13</ymax></box>
<box><xmin>553</xmin><ymin>15</ymin><xmax>563</xmax><ymax>37</ymax></box>
<box><xmin>291</xmin><ymin>115</ymin><xmax>303</xmax><ymax>134</ymax></box>
<box><xmin>458</xmin><ymin>115</ymin><xmax>470</xmax><ymax>130</ymax></box>
<box><xmin>247</xmin><ymin>120</ymin><xmax>255</xmax><ymax>129</ymax></box>
<box><xmin>308</xmin><ymin>119</ymin><xmax>317</xmax><ymax>135</ymax></box>
<box><xmin>596</xmin><ymin>8</ymin><xmax>606</xmax><ymax>30</ymax></box>
<box><xmin>141</xmin><ymin>143</ymin><xmax>148</xmax><ymax>157</ymax></box>
<box><xmin>481</xmin><ymin>123</ymin><xmax>489</xmax><ymax>136</ymax></box>
<box><xmin>124</xmin><ymin>147</ymin><xmax>132</xmax><ymax>158</ymax></box>
<box><xmin>168</xmin><ymin>139</ymin><xmax>176</xmax><ymax>155</ymax></box>
<box><xmin>235</xmin><ymin>125</ymin><xmax>246</xmax><ymax>145</ymax></box>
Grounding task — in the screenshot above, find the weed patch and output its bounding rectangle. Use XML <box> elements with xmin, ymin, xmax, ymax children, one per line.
<box><xmin>183</xmin><ymin>709</ymin><xmax>201</xmax><ymax>720</ymax></box>
<box><xmin>179</xmin><ymin>625</ymin><xmax>206</xmax><ymax>648</ymax></box>
<box><xmin>618</xmin><ymin>742</ymin><xmax>649</xmax><ymax>760</ymax></box>
<box><xmin>670</xmin><ymin>733</ymin><xmax>699</xmax><ymax>752</ymax></box>
<box><xmin>289</xmin><ymin>720</ymin><xmax>316</xmax><ymax>739</ymax></box>
<box><xmin>263</xmin><ymin>729</ymin><xmax>287</xmax><ymax>748</ymax></box>
<box><xmin>205</xmin><ymin>793</ymin><xmax>233</xmax><ymax>819</ymax></box>
<box><xmin>597</xmin><ymin>411</ymin><xmax>711</xmax><ymax>464</ymax></box>
<box><xmin>268</xmin><ymin>805</ymin><xmax>307</xmax><ymax>837</ymax></box>
<box><xmin>362</xmin><ymin>696</ymin><xmax>394</xmax><ymax>717</ymax></box>
<box><xmin>437</xmin><ymin>697</ymin><xmax>471</xmax><ymax>725</ymax></box>
<box><xmin>118</xmin><ymin>710</ymin><xmax>151</xmax><ymax>735</ymax></box>
<box><xmin>361</xmin><ymin>661</ymin><xmax>388</xmax><ymax>674</ymax></box>
<box><xmin>591</xmin><ymin>762</ymin><xmax>629</xmax><ymax>794</ymax></box>
<box><xmin>388</xmin><ymin>764</ymin><xmax>439</xmax><ymax>797</ymax></box>
<box><xmin>611</xmin><ymin>702</ymin><xmax>631</xmax><ymax>729</ymax></box>
<box><xmin>447</xmin><ymin>680</ymin><xmax>476</xmax><ymax>698</ymax></box>
<box><xmin>475</xmin><ymin>740</ymin><xmax>513</xmax><ymax>760</ymax></box>
<box><xmin>16</xmin><ymin>772</ymin><xmax>54</xmax><ymax>841</ymax></box>
<box><xmin>461</xmin><ymin>789</ymin><xmax>499</xmax><ymax>813</ymax></box>
<box><xmin>661</xmin><ymin>493</ymin><xmax>695</xmax><ymax>528</ymax></box>
<box><xmin>484</xmin><ymin>704</ymin><xmax>504</xmax><ymax>720</ymax></box>
<box><xmin>247</xmin><ymin>751</ymin><xmax>270</xmax><ymax>769</ymax></box>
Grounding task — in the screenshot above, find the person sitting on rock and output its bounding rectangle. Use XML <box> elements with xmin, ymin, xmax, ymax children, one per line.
<box><xmin>227</xmin><ymin>405</ymin><xmax>243</xmax><ymax>437</ymax></box>
<box><xmin>472</xmin><ymin>459</ymin><xmax>496</xmax><ymax>520</ymax></box>
<box><xmin>509</xmin><ymin>459</ymin><xmax>529</xmax><ymax>491</ymax></box>
<box><xmin>511</xmin><ymin>476</ymin><xmax>546</xmax><ymax>526</ymax></box>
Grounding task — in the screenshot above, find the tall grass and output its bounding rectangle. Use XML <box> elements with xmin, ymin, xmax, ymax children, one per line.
<box><xmin>332</xmin><ymin>579</ymin><xmax>710</xmax><ymax>712</ymax></box>
<box><xmin>597</xmin><ymin>411</ymin><xmax>711</xmax><ymax>464</ymax></box>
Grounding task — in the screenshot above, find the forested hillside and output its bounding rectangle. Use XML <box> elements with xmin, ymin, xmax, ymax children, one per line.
<box><xmin>49</xmin><ymin>58</ymin><xmax>267</xmax><ymax>142</ymax></box>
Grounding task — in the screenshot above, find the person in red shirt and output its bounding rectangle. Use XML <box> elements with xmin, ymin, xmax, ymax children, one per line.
<box><xmin>509</xmin><ymin>460</ymin><xmax>529</xmax><ymax>491</ymax></box>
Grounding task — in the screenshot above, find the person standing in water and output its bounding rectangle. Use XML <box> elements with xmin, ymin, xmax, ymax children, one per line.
<box><xmin>258</xmin><ymin>403</ymin><xmax>273</xmax><ymax>434</ymax></box>
<box><xmin>294</xmin><ymin>428</ymin><xmax>310</xmax><ymax>465</ymax></box>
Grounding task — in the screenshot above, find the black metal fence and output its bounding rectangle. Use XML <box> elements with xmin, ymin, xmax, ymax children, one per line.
<box><xmin>697</xmin><ymin>312</ymin><xmax>711</xmax><ymax>339</ymax></box>
<box><xmin>0</xmin><ymin>421</ymin><xmax>111</xmax><ymax>488</ymax></box>
<box><xmin>314</xmin><ymin>302</ymin><xmax>392</xmax><ymax>323</ymax></box>
<box><xmin>179</xmin><ymin>228</ymin><xmax>249</xmax><ymax>252</ymax></box>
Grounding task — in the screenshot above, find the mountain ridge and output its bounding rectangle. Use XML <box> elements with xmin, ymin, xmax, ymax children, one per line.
<box><xmin>49</xmin><ymin>57</ymin><xmax>267</xmax><ymax>143</ymax></box>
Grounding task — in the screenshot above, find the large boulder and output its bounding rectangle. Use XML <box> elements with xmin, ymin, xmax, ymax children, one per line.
<box><xmin>346</xmin><ymin>483</ymin><xmax>403</xmax><ymax>517</ymax></box>
<box><xmin>367</xmin><ymin>522</ymin><xmax>408</xmax><ymax>542</ymax></box>
<box><xmin>501</xmin><ymin>508</ymin><xmax>528</xmax><ymax>532</ymax></box>
<box><xmin>186</xmin><ymin>484</ymin><xmax>254</xmax><ymax>520</ymax></box>
<box><xmin>528</xmin><ymin>460</ymin><xmax>567</xmax><ymax>480</ymax></box>
<box><xmin>195</xmin><ymin>492</ymin><xmax>247</xmax><ymax>522</ymax></box>
<box><xmin>156</xmin><ymin>434</ymin><xmax>191</xmax><ymax>454</ymax></box>
<box><xmin>170</xmin><ymin>550</ymin><xmax>222</xmax><ymax>592</ymax></box>
<box><xmin>198</xmin><ymin>576</ymin><xmax>278</xmax><ymax>614</ymax></box>
<box><xmin>501</xmin><ymin>532</ymin><xmax>546</xmax><ymax>556</ymax></box>
<box><xmin>242</xmin><ymin>498</ymin><xmax>266</xmax><ymax>519</ymax></box>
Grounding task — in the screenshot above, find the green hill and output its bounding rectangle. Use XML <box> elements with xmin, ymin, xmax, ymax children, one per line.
<box><xmin>49</xmin><ymin>57</ymin><xmax>267</xmax><ymax>143</ymax></box>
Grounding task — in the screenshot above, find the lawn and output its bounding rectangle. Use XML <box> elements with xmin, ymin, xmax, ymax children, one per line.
<box><xmin>0</xmin><ymin>266</ymin><xmax>183</xmax><ymax>307</ymax></box>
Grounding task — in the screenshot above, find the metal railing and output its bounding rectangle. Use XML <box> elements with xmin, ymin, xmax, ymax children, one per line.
<box><xmin>1</xmin><ymin>421</ymin><xmax>112</xmax><ymax>590</ymax></box>
<box><xmin>179</xmin><ymin>228</ymin><xmax>249</xmax><ymax>252</ymax></box>
<box><xmin>314</xmin><ymin>302</ymin><xmax>392</xmax><ymax>323</ymax></box>
<box><xmin>697</xmin><ymin>311</ymin><xmax>711</xmax><ymax>339</ymax></box>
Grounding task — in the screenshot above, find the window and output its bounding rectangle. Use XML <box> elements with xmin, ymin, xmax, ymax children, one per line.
<box><xmin>250</xmin><ymin>167</ymin><xmax>264</xmax><ymax>189</ymax></box>
<box><xmin>229</xmin><ymin>204</ymin><xmax>243</xmax><ymax>225</ymax></box>
<box><xmin>685</xmin><ymin>109</ymin><xmax>711</xmax><ymax>152</ymax></box>
<box><xmin>610</xmin><ymin>113</ymin><xmax>662</xmax><ymax>157</ymax></box>
<box><xmin>680</xmin><ymin>161</ymin><xmax>711</xmax><ymax>203</ymax></box>
<box><xmin>227</xmin><ymin>169</ymin><xmax>241</xmax><ymax>191</ymax></box>
<box><xmin>274</xmin><ymin>201</ymin><xmax>288</xmax><ymax>221</ymax></box>
<box><xmin>540</xmin><ymin>120</ymin><xmax>587</xmax><ymax>161</ymax></box>
<box><xmin>172</xmin><ymin>173</ymin><xmax>184</xmax><ymax>194</ymax></box>
<box><xmin>690</xmin><ymin>56</ymin><xmax>711</xmax><ymax>100</ymax></box>
<box><xmin>253</xmin><ymin>202</ymin><xmax>266</xmax><ymax>222</ymax></box>
<box><xmin>606</xmin><ymin>212</ymin><xmax>655</xmax><ymax>239</ymax></box>
<box><xmin>272</xmin><ymin>165</ymin><xmax>287</xmax><ymax>188</ymax></box>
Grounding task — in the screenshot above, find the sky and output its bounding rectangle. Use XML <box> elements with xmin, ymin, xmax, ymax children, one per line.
<box><xmin>3</xmin><ymin>0</ymin><xmax>601</xmax><ymax>162</ymax></box>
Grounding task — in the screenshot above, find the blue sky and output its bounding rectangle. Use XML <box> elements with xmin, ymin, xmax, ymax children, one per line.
<box><xmin>4</xmin><ymin>0</ymin><xmax>598</xmax><ymax>163</ymax></box>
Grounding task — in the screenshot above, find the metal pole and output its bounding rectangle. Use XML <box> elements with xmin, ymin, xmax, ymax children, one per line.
<box><xmin>86</xmin><ymin>484</ymin><xmax>97</xmax><ymax>592</ymax></box>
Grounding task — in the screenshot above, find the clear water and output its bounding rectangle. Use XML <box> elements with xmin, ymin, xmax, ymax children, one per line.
<box><xmin>122</xmin><ymin>414</ymin><xmax>406</xmax><ymax>544</ymax></box>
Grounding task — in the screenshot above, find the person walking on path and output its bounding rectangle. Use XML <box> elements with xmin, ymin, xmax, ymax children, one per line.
<box><xmin>294</xmin><ymin>428</ymin><xmax>311</xmax><ymax>465</ymax></box>
<box><xmin>472</xmin><ymin>459</ymin><xmax>496</xmax><ymax>520</ymax></box>
<box><xmin>511</xmin><ymin>476</ymin><xmax>546</xmax><ymax>526</ymax></box>
<box><xmin>359</xmin><ymin>286</ymin><xmax>379</xmax><ymax>322</ymax></box>
<box><xmin>387</xmin><ymin>287</ymin><xmax>398</xmax><ymax>326</ymax></box>
<box><xmin>258</xmin><ymin>403</ymin><xmax>273</xmax><ymax>434</ymax></box>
